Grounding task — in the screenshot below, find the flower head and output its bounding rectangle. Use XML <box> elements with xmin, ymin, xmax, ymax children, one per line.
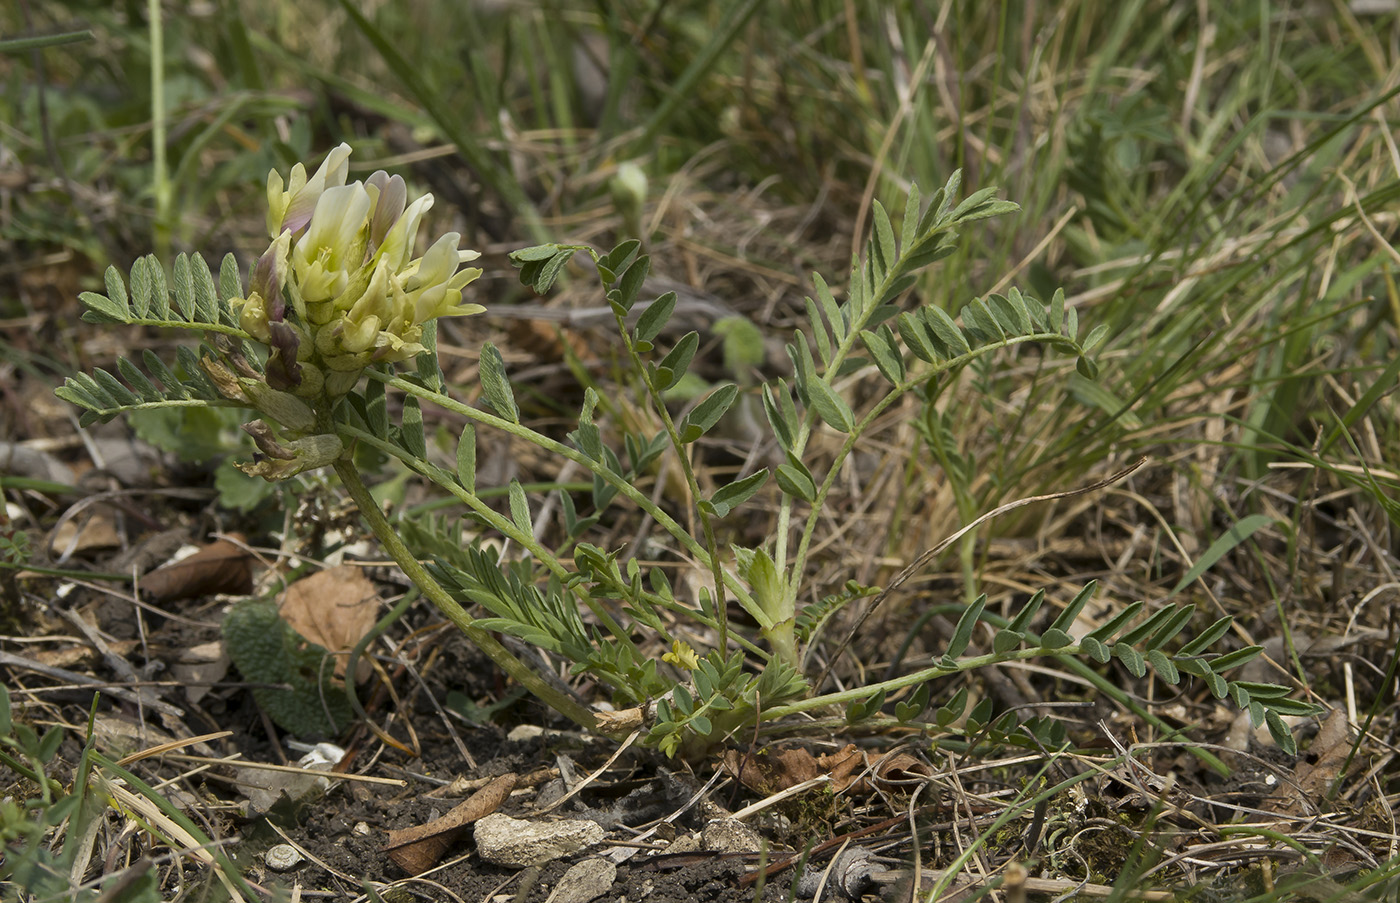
<box><xmin>235</xmin><ymin>143</ymin><xmax>485</xmax><ymax>399</ymax></box>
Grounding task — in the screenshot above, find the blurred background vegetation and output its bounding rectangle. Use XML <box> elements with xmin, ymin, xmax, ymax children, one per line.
<box><xmin>2</xmin><ymin>0</ymin><xmax>1398</xmax><ymax>658</ymax></box>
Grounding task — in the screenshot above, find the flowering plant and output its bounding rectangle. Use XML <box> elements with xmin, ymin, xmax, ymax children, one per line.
<box><xmin>204</xmin><ymin>144</ymin><xmax>486</xmax><ymax>479</ymax></box>
<box><xmin>58</xmin><ymin>145</ymin><xmax>1314</xmax><ymax>758</ymax></box>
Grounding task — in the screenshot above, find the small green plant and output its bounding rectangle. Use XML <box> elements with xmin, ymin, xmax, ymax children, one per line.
<box><xmin>0</xmin><ymin>687</ymin><xmax>252</xmax><ymax>901</ymax></box>
<box><xmin>57</xmin><ymin>145</ymin><xmax>1315</xmax><ymax>757</ymax></box>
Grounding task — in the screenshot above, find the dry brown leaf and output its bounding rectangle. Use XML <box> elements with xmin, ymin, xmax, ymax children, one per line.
<box><xmin>820</xmin><ymin>745</ymin><xmax>865</xmax><ymax>793</ymax></box>
<box><xmin>723</xmin><ymin>745</ymin><xmax>931</xmax><ymax>796</ymax></box>
<box><xmin>33</xmin><ymin>638</ymin><xmax>138</xmax><ymax>670</ymax></box>
<box><xmin>828</xmin><ymin>749</ymin><xmax>932</xmax><ymax>794</ymax></box>
<box><xmin>1282</xmin><ymin>708</ymin><xmax>1352</xmax><ymax>815</ymax></box>
<box><xmin>170</xmin><ymin>640</ymin><xmax>230</xmax><ymax>705</ymax></box>
<box><xmin>722</xmin><ymin>746</ymin><xmax>824</xmax><ymax>794</ymax></box>
<box><xmin>278</xmin><ymin>566</ymin><xmax>380</xmax><ymax>682</ymax></box>
<box><xmin>49</xmin><ymin>513</ymin><xmax>121</xmax><ymax>555</ymax></box>
<box><xmin>384</xmin><ymin>773</ymin><xmax>517</xmax><ymax>874</ymax></box>
<box><xmin>594</xmin><ymin>707</ymin><xmax>645</xmax><ymax>733</ymax></box>
<box><xmin>140</xmin><ymin>535</ymin><xmax>254</xmax><ymax>603</ymax></box>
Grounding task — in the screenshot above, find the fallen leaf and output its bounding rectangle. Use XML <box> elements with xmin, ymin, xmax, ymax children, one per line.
<box><xmin>1281</xmin><ymin>708</ymin><xmax>1352</xmax><ymax>815</ymax></box>
<box><xmin>49</xmin><ymin>513</ymin><xmax>121</xmax><ymax>556</ymax></box>
<box><xmin>170</xmin><ymin>640</ymin><xmax>230</xmax><ymax>705</ymax></box>
<box><xmin>141</xmin><ymin>535</ymin><xmax>254</xmax><ymax>603</ymax></box>
<box><xmin>277</xmin><ymin>566</ymin><xmax>380</xmax><ymax>682</ymax></box>
<box><xmin>34</xmin><ymin>638</ymin><xmax>138</xmax><ymax>670</ymax></box>
<box><xmin>820</xmin><ymin>745</ymin><xmax>865</xmax><ymax>793</ymax></box>
<box><xmin>831</xmin><ymin>750</ymin><xmax>933</xmax><ymax>794</ymax></box>
<box><xmin>723</xmin><ymin>745</ymin><xmax>931</xmax><ymax>796</ymax></box>
<box><xmin>722</xmin><ymin>746</ymin><xmax>823</xmax><ymax>794</ymax></box>
<box><xmin>594</xmin><ymin>707</ymin><xmax>645</xmax><ymax>733</ymax></box>
<box><xmin>384</xmin><ymin>773</ymin><xmax>517</xmax><ymax>874</ymax></box>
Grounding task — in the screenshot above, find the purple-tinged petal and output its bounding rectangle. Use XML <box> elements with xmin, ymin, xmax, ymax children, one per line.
<box><xmin>265</xmin><ymin>320</ymin><xmax>303</xmax><ymax>390</ymax></box>
<box><xmin>250</xmin><ymin>246</ymin><xmax>286</xmax><ymax>322</ymax></box>
<box><xmin>368</xmin><ymin>173</ymin><xmax>407</xmax><ymax>255</ymax></box>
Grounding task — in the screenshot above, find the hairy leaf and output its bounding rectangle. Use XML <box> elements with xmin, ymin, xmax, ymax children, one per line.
<box><xmin>702</xmin><ymin>468</ymin><xmax>769</xmax><ymax>518</ymax></box>
<box><xmin>479</xmin><ymin>342</ymin><xmax>520</xmax><ymax>423</ymax></box>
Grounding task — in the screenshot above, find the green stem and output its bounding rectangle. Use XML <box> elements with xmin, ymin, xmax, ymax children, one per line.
<box><xmin>148</xmin><ymin>0</ymin><xmax>170</xmax><ymax>259</ymax></box>
<box><xmin>121</xmin><ymin>317</ymin><xmax>250</xmax><ymax>338</ymax></box>
<box><xmin>785</xmin><ymin>333</ymin><xmax>1075</xmax><ymax>611</ymax></box>
<box><xmin>760</xmin><ymin>641</ymin><xmax>1228</xmax><ymax>775</ymax></box>
<box><xmin>366</xmin><ymin>370</ymin><xmax>760</xmax><ymax>615</ymax></box>
<box><xmin>332</xmin><ymin>457</ymin><xmax>609</xmax><ymax>736</ymax></box>
<box><xmin>337</xmin><ymin>423</ymin><xmax>634</xmax><ymax>646</ymax></box>
<box><xmin>0</xmin><ymin>747</ymin><xmax>62</xmax><ymax>798</ymax></box>
<box><xmin>607</xmin><ymin>308</ymin><xmax>732</xmax><ymax>656</ymax></box>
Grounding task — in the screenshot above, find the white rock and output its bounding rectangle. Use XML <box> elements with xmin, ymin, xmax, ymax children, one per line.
<box><xmin>507</xmin><ymin>724</ymin><xmax>545</xmax><ymax>743</ymax></box>
<box><xmin>701</xmin><ymin>818</ymin><xmax>761</xmax><ymax>854</ymax></box>
<box><xmin>474</xmin><ymin>813</ymin><xmax>604</xmax><ymax>868</ymax></box>
<box><xmin>544</xmin><ymin>858</ymin><xmax>617</xmax><ymax>903</ymax></box>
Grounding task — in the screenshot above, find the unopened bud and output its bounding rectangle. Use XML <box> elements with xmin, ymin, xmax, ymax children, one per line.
<box><xmin>610</xmin><ymin>162</ymin><xmax>648</xmax><ymax>218</ymax></box>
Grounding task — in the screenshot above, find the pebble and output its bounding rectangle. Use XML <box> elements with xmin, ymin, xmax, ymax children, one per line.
<box><xmin>474</xmin><ymin>813</ymin><xmax>604</xmax><ymax>868</ymax></box>
<box><xmin>544</xmin><ymin>858</ymin><xmax>617</xmax><ymax>903</ymax></box>
<box><xmin>700</xmin><ymin>818</ymin><xmax>761</xmax><ymax>854</ymax></box>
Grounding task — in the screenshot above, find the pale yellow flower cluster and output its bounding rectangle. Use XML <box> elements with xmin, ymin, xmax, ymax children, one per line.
<box><xmin>235</xmin><ymin>143</ymin><xmax>484</xmax><ymax>398</ymax></box>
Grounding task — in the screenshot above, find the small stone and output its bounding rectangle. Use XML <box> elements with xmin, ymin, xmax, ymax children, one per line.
<box><xmin>665</xmin><ymin>833</ymin><xmax>701</xmax><ymax>854</ymax></box>
<box><xmin>700</xmin><ymin>818</ymin><xmax>761</xmax><ymax>854</ymax></box>
<box><xmin>544</xmin><ymin>858</ymin><xmax>617</xmax><ymax>903</ymax></box>
<box><xmin>264</xmin><ymin>843</ymin><xmax>303</xmax><ymax>871</ymax></box>
<box><xmin>353</xmin><ymin>821</ymin><xmax>371</xmax><ymax>836</ymax></box>
<box><xmin>507</xmin><ymin>724</ymin><xmax>545</xmax><ymax>743</ymax></box>
<box><xmin>474</xmin><ymin>813</ymin><xmax>605</xmax><ymax>868</ymax></box>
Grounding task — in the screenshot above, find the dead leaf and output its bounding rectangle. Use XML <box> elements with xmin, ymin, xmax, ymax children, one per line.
<box><xmin>277</xmin><ymin>566</ymin><xmax>380</xmax><ymax>682</ymax></box>
<box><xmin>49</xmin><ymin>513</ymin><xmax>121</xmax><ymax>556</ymax></box>
<box><xmin>170</xmin><ymin>640</ymin><xmax>230</xmax><ymax>705</ymax></box>
<box><xmin>384</xmin><ymin>772</ymin><xmax>517</xmax><ymax>874</ymax></box>
<box><xmin>1281</xmin><ymin>708</ymin><xmax>1352</xmax><ymax>814</ymax></box>
<box><xmin>594</xmin><ymin>707</ymin><xmax>645</xmax><ymax>733</ymax></box>
<box><xmin>33</xmin><ymin>638</ymin><xmax>137</xmax><ymax>670</ymax></box>
<box><xmin>140</xmin><ymin>535</ymin><xmax>254</xmax><ymax>603</ymax></box>
<box><xmin>831</xmin><ymin>750</ymin><xmax>932</xmax><ymax>794</ymax></box>
<box><xmin>818</xmin><ymin>745</ymin><xmax>864</xmax><ymax>792</ymax></box>
<box><xmin>723</xmin><ymin>745</ymin><xmax>931</xmax><ymax>796</ymax></box>
<box><xmin>722</xmin><ymin>746</ymin><xmax>824</xmax><ymax>794</ymax></box>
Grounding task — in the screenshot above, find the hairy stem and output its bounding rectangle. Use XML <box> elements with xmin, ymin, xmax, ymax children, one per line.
<box><xmin>333</xmin><ymin>457</ymin><xmax>610</xmax><ymax>736</ymax></box>
<box><xmin>367</xmin><ymin>369</ymin><xmax>760</xmax><ymax>614</ymax></box>
<box><xmin>608</xmin><ymin>306</ymin><xmax>733</xmax><ymax>657</ymax></box>
<box><xmin>336</xmin><ymin>423</ymin><xmax>635</xmax><ymax>647</ymax></box>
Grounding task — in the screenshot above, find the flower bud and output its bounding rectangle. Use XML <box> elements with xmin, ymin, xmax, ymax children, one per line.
<box><xmin>610</xmin><ymin>161</ymin><xmax>648</xmax><ymax>239</ymax></box>
<box><xmin>236</xmin><ymin>293</ymin><xmax>271</xmax><ymax>343</ymax></box>
<box><xmin>265</xmin><ymin>321</ymin><xmax>305</xmax><ymax>391</ymax></box>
